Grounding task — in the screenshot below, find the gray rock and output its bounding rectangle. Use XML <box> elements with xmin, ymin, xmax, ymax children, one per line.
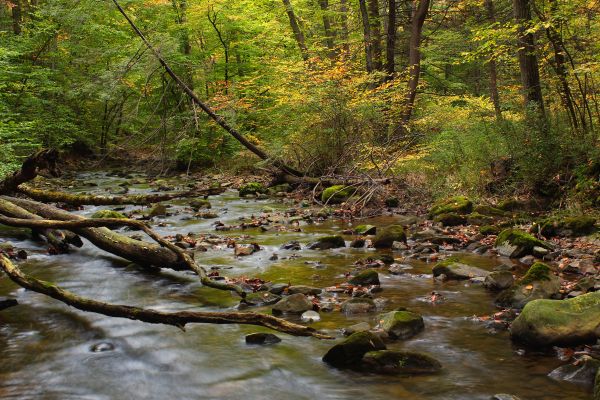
<box><xmin>518</xmin><ymin>255</ymin><xmax>535</xmax><ymax>266</ymax></box>
<box><xmin>307</xmin><ymin>236</ymin><xmax>346</xmax><ymax>250</ymax></box>
<box><xmin>342</xmin><ymin>322</ymin><xmax>371</xmax><ymax>336</ymax></box>
<box><xmin>361</xmin><ymin>350</ymin><xmax>442</xmax><ymax>375</ymax></box>
<box><xmin>348</xmin><ymin>270</ymin><xmax>380</xmax><ymax>286</ymax></box>
<box><xmin>269</xmin><ymin>283</ymin><xmax>289</xmax><ymax>295</ymax></box>
<box><xmin>432</xmin><ymin>261</ymin><xmax>490</xmax><ymax>280</ymax></box>
<box><xmin>322</xmin><ymin>331</ymin><xmax>386</xmax><ymax>368</ymax></box>
<box><xmin>341</xmin><ymin>298</ymin><xmax>376</xmax><ymax>314</ymax></box>
<box><xmin>484</xmin><ymin>271</ymin><xmax>515</xmax><ymax>291</ymax></box>
<box><xmin>245</xmin><ymin>333</ymin><xmax>282</xmax><ymax>345</ymax></box>
<box><xmin>548</xmin><ymin>355</ymin><xmax>600</xmax><ymax>388</ymax></box>
<box><xmin>272</xmin><ymin>293</ymin><xmax>313</xmax><ymax>314</ymax></box>
<box><xmin>287</xmin><ymin>285</ymin><xmax>322</xmax><ymax>296</ymax></box>
<box><xmin>301</xmin><ymin>310</ymin><xmax>321</xmax><ymax>322</ymax></box>
<box><xmin>379</xmin><ymin>310</ymin><xmax>424</xmax><ymax>340</ymax></box>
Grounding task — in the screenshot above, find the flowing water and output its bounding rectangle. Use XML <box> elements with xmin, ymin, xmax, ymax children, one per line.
<box><xmin>0</xmin><ymin>173</ymin><xmax>590</xmax><ymax>399</ymax></box>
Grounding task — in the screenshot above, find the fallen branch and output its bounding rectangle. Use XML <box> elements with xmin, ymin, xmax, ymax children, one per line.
<box><xmin>0</xmin><ymin>255</ymin><xmax>331</xmax><ymax>338</ymax></box>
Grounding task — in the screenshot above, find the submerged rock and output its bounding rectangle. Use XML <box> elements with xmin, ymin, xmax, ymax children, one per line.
<box><xmin>379</xmin><ymin>310</ymin><xmax>424</xmax><ymax>340</ymax></box>
<box><xmin>361</xmin><ymin>350</ymin><xmax>441</xmax><ymax>375</ymax></box>
<box><xmin>341</xmin><ymin>298</ymin><xmax>376</xmax><ymax>314</ymax></box>
<box><xmin>484</xmin><ymin>271</ymin><xmax>514</xmax><ymax>291</ymax></box>
<box><xmin>373</xmin><ymin>225</ymin><xmax>407</xmax><ymax>248</ymax></box>
<box><xmin>432</xmin><ymin>259</ymin><xmax>489</xmax><ymax>280</ymax></box>
<box><xmin>548</xmin><ymin>355</ymin><xmax>600</xmax><ymax>388</ymax></box>
<box><xmin>272</xmin><ymin>293</ymin><xmax>313</xmax><ymax>314</ymax></box>
<box><xmin>496</xmin><ymin>263</ymin><xmax>560</xmax><ymax>309</ymax></box>
<box><xmin>189</xmin><ymin>199</ymin><xmax>211</xmax><ymax>210</ymax></box>
<box><xmin>148</xmin><ymin>203</ymin><xmax>168</xmax><ymax>217</ymax></box>
<box><xmin>245</xmin><ymin>333</ymin><xmax>281</xmax><ymax>345</ymax></box>
<box><xmin>494</xmin><ymin>229</ymin><xmax>551</xmax><ymax>258</ymax></box>
<box><xmin>511</xmin><ymin>291</ymin><xmax>600</xmax><ymax>347</ymax></box>
<box><xmin>322</xmin><ymin>331</ymin><xmax>386</xmax><ymax>368</ymax></box>
<box><xmin>244</xmin><ymin>292</ymin><xmax>281</xmax><ymax>307</ymax></box>
<box><xmin>348</xmin><ymin>270</ymin><xmax>380</xmax><ymax>286</ymax></box>
<box><xmin>307</xmin><ymin>236</ymin><xmax>346</xmax><ymax>250</ymax></box>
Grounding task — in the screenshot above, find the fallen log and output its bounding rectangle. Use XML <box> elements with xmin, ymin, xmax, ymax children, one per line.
<box><xmin>0</xmin><ymin>255</ymin><xmax>331</xmax><ymax>338</ymax></box>
<box><xmin>18</xmin><ymin>185</ymin><xmax>225</xmax><ymax>206</ymax></box>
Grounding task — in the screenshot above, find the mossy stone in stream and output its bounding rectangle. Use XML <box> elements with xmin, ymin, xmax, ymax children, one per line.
<box><xmin>91</xmin><ymin>210</ymin><xmax>127</xmax><ymax>219</ymax></box>
<box><xmin>322</xmin><ymin>331</ymin><xmax>386</xmax><ymax>368</ymax></box>
<box><xmin>533</xmin><ymin>216</ymin><xmax>597</xmax><ymax>237</ymax></box>
<box><xmin>496</xmin><ymin>262</ymin><xmax>560</xmax><ymax>309</ymax></box>
<box><xmin>373</xmin><ymin>225</ymin><xmax>406</xmax><ymax>248</ymax></box>
<box><xmin>307</xmin><ymin>235</ymin><xmax>346</xmax><ymax>250</ymax></box>
<box><xmin>321</xmin><ymin>185</ymin><xmax>357</xmax><ymax>204</ymax></box>
<box><xmin>361</xmin><ymin>350</ymin><xmax>441</xmax><ymax>375</ymax></box>
<box><xmin>428</xmin><ymin>196</ymin><xmax>473</xmax><ymax>218</ymax></box>
<box><xmin>238</xmin><ymin>182</ymin><xmax>266</xmax><ymax>197</ymax></box>
<box><xmin>348</xmin><ymin>270</ymin><xmax>380</xmax><ymax>286</ymax></box>
<box><xmin>379</xmin><ymin>310</ymin><xmax>424</xmax><ymax>339</ymax></box>
<box><xmin>434</xmin><ymin>212</ymin><xmax>467</xmax><ymax>226</ymax></box>
<box><xmin>189</xmin><ymin>199</ymin><xmax>211</xmax><ymax>210</ymax></box>
<box><xmin>354</xmin><ymin>225</ymin><xmax>377</xmax><ymax>235</ymax></box>
<box><xmin>510</xmin><ymin>291</ymin><xmax>600</xmax><ymax>347</ymax></box>
<box><xmin>148</xmin><ymin>203</ymin><xmax>168</xmax><ymax>217</ymax></box>
<box><xmin>494</xmin><ymin>229</ymin><xmax>551</xmax><ymax>258</ymax></box>
<box><xmin>432</xmin><ymin>260</ymin><xmax>489</xmax><ymax>280</ymax></box>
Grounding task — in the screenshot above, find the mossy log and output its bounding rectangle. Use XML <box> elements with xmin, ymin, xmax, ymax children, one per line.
<box><xmin>0</xmin><ymin>255</ymin><xmax>331</xmax><ymax>339</ymax></box>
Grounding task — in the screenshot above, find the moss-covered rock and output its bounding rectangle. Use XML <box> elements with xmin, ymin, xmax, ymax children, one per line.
<box><xmin>432</xmin><ymin>259</ymin><xmax>489</xmax><ymax>280</ymax></box>
<box><xmin>354</xmin><ymin>225</ymin><xmax>377</xmax><ymax>235</ymax></box>
<box><xmin>428</xmin><ymin>196</ymin><xmax>473</xmax><ymax>218</ymax></box>
<box><xmin>373</xmin><ymin>225</ymin><xmax>406</xmax><ymax>248</ymax></box>
<box><xmin>496</xmin><ymin>262</ymin><xmax>560</xmax><ymax>308</ymax></box>
<box><xmin>321</xmin><ymin>185</ymin><xmax>357</xmax><ymax>204</ymax></box>
<box><xmin>473</xmin><ymin>204</ymin><xmax>509</xmax><ymax>217</ymax></box>
<box><xmin>239</xmin><ymin>182</ymin><xmax>266</xmax><ymax>197</ymax></box>
<box><xmin>189</xmin><ymin>199</ymin><xmax>211</xmax><ymax>210</ymax></box>
<box><xmin>379</xmin><ymin>310</ymin><xmax>424</xmax><ymax>340</ymax></box>
<box><xmin>148</xmin><ymin>203</ymin><xmax>168</xmax><ymax>217</ymax></box>
<box><xmin>466</xmin><ymin>212</ymin><xmax>494</xmax><ymax>226</ymax></box>
<box><xmin>497</xmin><ymin>199</ymin><xmax>525</xmax><ymax>212</ymax></box>
<box><xmin>534</xmin><ymin>216</ymin><xmax>597</xmax><ymax>237</ymax></box>
<box><xmin>494</xmin><ymin>229</ymin><xmax>551</xmax><ymax>258</ymax></box>
<box><xmin>480</xmin><ymin>225</ymin><xmax>501</xmax><ymax>236</ymax></box>
<box><xmin>322</xmin><ymin>331</ymin><xmax>386</xmax><ymax>368</ymax></box>
<box><xmin>272</xmin><ymin>293</ymin><xmax>313</xmax><ymax>314</ymax></box>
<box><xmin>268</xmin><ymin>183</ymin><xmax>291</xmax><ymax>194</ymax></box>
<box><xmin>483</xmin><ymin>270</ymin><xmax>514</xmax><ymax>291</ymax></box>
<box><xmin>434</xmin><ymin>212</ymin><xmax>467</xmax><ymax>226</ymax></box>
<box><xmin>348</xmin><ymin>269</ymin><xmax>380</xmax><ymax>286</ymax></box>
<box><xmin>510</xmin><ymin>291</ymin><xmax>600</xmax><ymax>347</ymax></box>
<box><xmin>361</xmin><ymin>350</ymin><xmax>442</xmax><ymax>375</ymax></box>
<box><xmin>91</xmin><ymin>209</ymin><xmax>127</xmax><ymax>219</ymax></box>
<box><xmin>307</xmin><ymin>235</ymin><xmax>346</xmax><ymax>250</ymax></box>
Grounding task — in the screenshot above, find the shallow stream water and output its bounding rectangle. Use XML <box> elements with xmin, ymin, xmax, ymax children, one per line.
<box><xmin>0</xmin><ymin>173</ymin><xmax>590</xmax><ymax>399</ymax></box>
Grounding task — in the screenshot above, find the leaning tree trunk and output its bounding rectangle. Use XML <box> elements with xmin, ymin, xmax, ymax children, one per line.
<box><xmin>282</xmin><ymin>0</ymin><xmax>310</xmax><ymax>62</ymax></box>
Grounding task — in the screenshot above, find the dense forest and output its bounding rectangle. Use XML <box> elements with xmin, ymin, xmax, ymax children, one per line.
<box><xmin>1</xmin><ymin>1</ymin><xmax>600</xmax><ymax>399</ymax></box>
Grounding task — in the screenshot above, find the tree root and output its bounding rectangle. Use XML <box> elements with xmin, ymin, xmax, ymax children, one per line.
<box><xmin>0</xmin><ymin>255</ymin><xmax>332</xmax><ymax>338</ymax></box>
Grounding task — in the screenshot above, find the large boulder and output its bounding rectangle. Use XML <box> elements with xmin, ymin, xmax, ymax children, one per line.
<box><xmin>496</xmin><ymin>263</ymin><xmax>560</xmax><ymax>309</ymax></box>
<box><xmin>322</xmin><ymin>331</ymin><xmax>386</xmax><ymax>368</ymax></box>
<box><xmin>428</xmin><ymin>196</ymin><xmax>473</xmax><ymax>218</ymax></box>
<box><xmin>307</xmin><ymin>235</ymin><xmax>346</xmax><ymax>250</ymax></box>
<box><xmin>272</xmin><ymin>293</ymin><xmax>313</xmax><ymax>314</ymax></box>
<box><xmin>321</xmin><ymin>185</ymin><xmax>357</xmax><ymax>204</ymax></box>
<box><xmin>361</xmin><ymin>350</ymin><xmax>441</xmax><ymax>375</ymax></box>
<box><xmin>348</xmin><ymin>270</ymin><xmax>380</xmax><ymax>286</ymax></box>
<box><xmin>373</xmin><ymin>225</ymin><xmax>407</xmax><ymax>248</ymax></box>
<box><xmin>379</xmin><ymin>310</ymin><xmax>424</xmax><ymax>340</ymax></box>
<box><xmin>534</xmin><ymin>216</ymin><xmax>597</xmax><ymax>237</ymax></box>
<box><xmin>511</xmin><ymin>291</ymin><xmax>600</xmax><ymax>347</ymax></box>
<box><xmin>432</xmin><ymin>259</ymin><xmax>489</xmax><ymax>280</ymax></box>
<box><xmin>239</xmin><ymin>182</ymin><xmax>266</xmax><ymax>197</ymax></box>
<box><xmin>494</xmin><ymin>229</ymin><xmax>551</xmax><ymax>258</ymax></box>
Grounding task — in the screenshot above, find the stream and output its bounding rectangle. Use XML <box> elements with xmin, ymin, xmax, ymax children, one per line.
<box><xmin>0</xmin><ymin>172</ymin><xmax>589</xmax><ymax>399</ymax></box>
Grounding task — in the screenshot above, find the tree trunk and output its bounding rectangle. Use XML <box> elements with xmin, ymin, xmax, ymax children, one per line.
<box><xmin>386</xmin><ymin>0</ymin><xmax>397</xmax><ymax>76</ymax></box>
<box><xmin>318</xmin><ymin>0</ymin><xmax>336</xmax><ymax>59</ymax></box>
<box><xmin>339</xmin><ymin>0</ymin><xmax>350</xmax><ymax>55</ymax></box>
<box><xmin>401</xmin><ymin>0</ymin><xmax>430</xmax><ymax>124</ymax></box>
<box><xmin>513</xmin><ymin>0</ymin><xmax>545</xmax><ymax>119</ymax></box>
<box><xmin>368</xmin><ymin>0</ymin><xmax>383</xmax><ymax>71</ymax></box>
<box><xmin>282</xmin><ymin>0</ymin><xmax>310</xmax><ymax>62</ymax></box>
<box><xmin>207</xmin><ymin>8</ymin><xmax>229</xmax><ymax>94</ymax></box>
<box><xmin>359</xmin><ymin>0</ymin><xmax>374</xmax><ymax>73</ymax></box>
<box><xmin>12</xmin><ymin>0</ymin><xmax>22</xmax><ymax>35</ymax></box>
<box><xmin>484</xmin><ymin>0</ymin><xmax>502</xmax><ymax>120</ymax></box>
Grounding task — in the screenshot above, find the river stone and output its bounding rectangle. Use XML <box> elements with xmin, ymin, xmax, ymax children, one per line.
<box><xmin>287</xmin><ymin>285</ymin><xmax>322</xmax><ymax>296</ymax></box>
<box><xmin>280</xmin><ymin>241</ymin><xmax>301</xmax><ymax>250</ymax></box>
<box><xmin>348</xmin><ymin>270</ymin><xmax>380</xmax><ymax>286</ymax></box>
<box><xmin>148</xmin><ymin>203</ymin><xmax>168</xmax><ymax>217</ymax></box>
<box><xmin>361</xmin><ymin>350</ymin><xmax>442</xmax><ymax>375</ymax></box>
<box><xmin>373</xmin><ymin>225</ymin><xmax>407</xmax><ymax>248</ymax></box>
<box><xmin>90</xmin><ymin>342</ymin><xmax>115</xmax><ymax>352</ymax></box>
<box><xmin>350</xmin><ymin>238</ymin><xmax>366</xmax><ymax>248</ymax></box>
<box><xmin>244</xmin><ymin>292</ymin><xmax>281</xmax><ymax>306</ymax></box>
<box><xmin>307</xmin><ymin>236</ymin><xmax>346</xmax><ymax>250</ymax></box>
<box><xmin>301</xmin><ymin>310</ymin><xmax>321</xmax><ymax>322</ymax></box>
<box><xmin>484</xmin><ymin>271</ymin><xmax>514</xmax><ymax>291</ymax></box>
<box><xmin>355</xmin><ymin>225</ymin><xmax>377</xmax><ymax>235</ymax></box>
<box><xmin>548</xmin><ymin>355</ymin><xmax>600</xmax><ymax>388</ymax></box>
<box><xmin>235</xmin><ymin>245</ymin><xmax>256</xmax><ymax>256</ymax></box>
<box><xmin>379</xmin><ymin>310</ymin><xmax>424</xmax><ymax>340</ymax></box>
<box><xmin>511</xmin><ymin>291</ymin><xmax>600</xmax><ymax>347</ymax></box>
<box><xmin>190</xmin><ymin>199</ymin><xmax>211</xmax><ymax>210</ymax></box>
<box><xmin>432</xmin><ymin>260</ymin><xmax>489</xmax><ymax>280</ymax></box>
<box><xmin>343</xmin><ymin>322</ymin><xmax>371</xmax><ymax>336</ymax></box>
<box><xmin>322</xmin><ymin>331</ymin><xmax>386</xmax><ymax>368</ymax></box>
<box><xmin>496</xmin><ymin>263</ymin><xmax>560</xmax><ymax>309</ymax></box>
<box><xmin>268</xmin><ymin>283</ymin><xmax>289</xmax><ymax>295</ymax></box>
<box><xmin>245</xmin><ymin>332</ymin><xmax>281</xmax><ymax>345</ymax></box>
<box><xmin>341</xmin><ymin>298</ymin><xmax>376</xmax><ymax>314</ymax></box>
<box><xmin>434</xmin><ymin>212</ymin><xmax>467</xmax><ymax>226</ymax></box>
<box><xmin>272</xmin><ymin>293</ymin><xmax>313</xmax><ymax>314</ymax></box>
<box><xmin>494</xmin><ymin>229</ymin><xmax>551</xmax><ymax>258</ymax></box>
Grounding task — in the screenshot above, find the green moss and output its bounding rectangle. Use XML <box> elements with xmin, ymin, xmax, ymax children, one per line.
<box><xmin>355</xmin><ymin>225</ymin><xmax>376</xmax><ymax>235</ymax></box>
<box><xmin>520</xmin><ymin>262</ymin><xmax>552</xmax><ymax>285</ymax></box>
<box><xmin>91</xmin><ymin>209</ymin><xmax>127</xmax><ymax>219</ymax></box>
<box><xmin>239</xmin><ymin>182</ymin><xmax>266</xmax><ymax>197</ymax></box>
<box><xmin>536</xmin><ymin>216</ymin><xmax>597</xmax><ymax>237</ymax></box>
<box><xmin>466</xmin><ymin>212</ymin><xmax>494</xmax><ymax>226</ymax></box>
<box><xmin>480</xmin><ymin>225</ymin><xmax>500</xmax><ymax>235</ymax></box>
<box><xmin>321</xmin><ymin>185</ymin><xmax>357</xmax><ymax>204</ymax></box>
<box><xmin>268</xmin><ymin>183</ymin><xmax>291</xmax><ymax>193</ymax></box>
<box><xmin>497</xmin><ymin>199</ymin><xmax>524</xmax><ymax>211</ymax></box>
<box><xmin>428</xmin><ymin>196</ymin><xmax>473</xmax><ymax>217</ymax></box>
<box><xmin>473</xmin><ymin>204</ymin><xmax>508</xmax><ymax>216</ymax></box>
<box><xmin>434</xmin><ymin>212</ymin><xmax>467</xmax><ymax>226</ymax></box>
<box><xmin>495</xmin><ymin>229</ymin><xmax>550</xmax><ymax>250</ymax></box>
<box><xmin>348</xmin><ymin>269</ymin><xmax>380</xmax><ymax>286</ymax></box>
<box><xmin>373</xmin><ymin>225</ymin><xmax>406</xmax><ymax>248</ymax></box>
<box><xmin>433</xmin><ymin>256</ymin><xmax>459</xmax><ymax>269</ymax></box>
<box><xmin>148</xmin><ymin>203</ymin><xmax>167</xmax><ymax>217</ymax></box>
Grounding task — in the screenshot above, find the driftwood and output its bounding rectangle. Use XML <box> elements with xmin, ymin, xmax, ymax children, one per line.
<box><xmin>0</xmin><ymin>255</ymin><xmax>331</xmax><ymax>338</ymax></box>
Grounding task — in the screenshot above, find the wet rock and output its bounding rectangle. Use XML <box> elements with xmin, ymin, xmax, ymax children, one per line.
<box><xmin>532</xmin><ymin>246</ymin><xmax>549</xmax><ymax>257</ymax></box>
<box><xmin>280</xmin><ymin>241</ymin><xmax>301</xmax><ymax>251</ymax></box>
<box><xmin>190</xmin><ymin>199</ymin><xmax>211</xmax><ymax>210</ymax></box>
<box><xmin>350</xmin><ymin>238</ymin><xmax>366</xmax><ymax>248</ymax></box>
<box><xmin>307</xmin><ymin>236</ymin><xmax>346</xmax><ymax>250</ymax></box>
<box><xmin>287</xmin><ymin>285</ymin><xmax>322</xmax><ymax>296</ymax></box>
<box><xmin>321</xmin><ymin>185</ymin><xmax>357</xmax><ymax>204</ymax></box>
<box><xmin>235</xmin><ymin>244</ymin><xmax>259</xmax><ymax>256</ymax></box>
<box><xmin>511</xmin><ymin>291</ymin><xmax>600</xmax><ymax>347</ymax></box>
<box><xmin>480</xmin><ymin>225</ymin><xmax>501</xmax><ymax>236</ymax></box>
<box><xmin>341</xmin><ymin>298</ymin><xmax>376</xmax><ymax>314</ymax></box>
<box><xmin>493</xmin><ymin>263</ymin><xmax>516</xmax><ymax>272</ymax></box>
<box><xmin>518</xmin><ymin>255</ymin><xmax>535</xmax><ymax>266</ymax></box>
<box><xmin>148</xmin><ymin>203</ymin><xmax>168</xmax><ymax>218</ymax></box>
<box><xmin>379</xmin><ymin>310</ymin><xmax>424</xmax><ymax>340</ymax></box>
<box><xmin>373</xmin><ymin>225</ymin><xmax>407</xmax><ymax>248</ymax></box>
<box><xmin>388</xmin><ymin>263</ymin><xmax>411</xmax><ymax>275</ymax></box>
<box><xmin>428</xmin><ymin>196</ymin><xmax>473</xmax><ymax>218</ymax></box>
<box><xmin>245</xmin><ymin>333</ymin><xmax>281</xmax><ymax>345</ymax></box>
<box><xmin>534</xmin><ymin>216</ymin><xmax>597</xmax><ymax>237</ymax></box>
<box><xmin>494</xmin><ymin>229</ymin><xmax>551</xmax><ymax>258</ymax></box>
<box><xmin>361</xmin><ymin>350</ymin><xmax>441</xmax><ymax>375</ymax></box>
<box><xmin>322</xmin><ymin>331</ymin><xmax>386</xmax><ymax>368</ymax></box>
<box><xmin>434</xmin><ymin>213</ymin><xmax>467</xmax><ymax>226</ymax></box>
<box><xmin>354</xmin><ymin>224</ymin><xmax>377</xmax><ymax>235</ymax></box>
<box><xmin>348</xmin><ymin>270</ymin><xmax>380</xmax><ymax>286</ymax></box>
<box><xmin>91</xmin><ymin>209</ymin><xmax>127</xmax><ymax>219</ymax></box>
<box><xmin>392</xmin><ymin>241</ymin><xmax>409</xmax><ymax>250</ymax></box>
<box><xmin>269</xmin><ymin>283</ymin><xmax>290</xmax><ymax>295</ymax></box>
<box><xmin>497</xmin><ymin>263</ymin><xmax>560</xmax><ymax>309</ymax></box>
<box><xmin>484</xmin><ymin>271</ymin><xmax>514</xmax><ymax>291</ymax></box>
<box><xmin>548</xmin><ymin>355</ymin><xmax>600</xmax><ymax>388</ymax></box>
<box><xmin>239</xmin><ymin>182</ymin><xmax>266</xmax><ymax>197</ymax></box>
<box><xmin>90</xmin><ymin>342</ymin><xmax>115</xmax><ymax>353</ymax></box>
<box><xmin>301</xmin><ymin>310</ymin><xmax>321</xmax><ymax>322</ymax></box>
<box><xmin>343</xmin><ymin>322</ymin><xmax>371</xmax><ymax>336</ymax></box>
<box><xmin>432</xmin><ymin>259</ymin><xmax>489</xmax><ymax>280</ymax></box>
<box><xmin>272</xmin><ymin>293</ymin><xmax>313</xmax><ymax>314</ymax></box>
<box><xmin>244</xmin><ymin>292</ymin><xmax>281</xmax><ymax>306</ymax></box>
